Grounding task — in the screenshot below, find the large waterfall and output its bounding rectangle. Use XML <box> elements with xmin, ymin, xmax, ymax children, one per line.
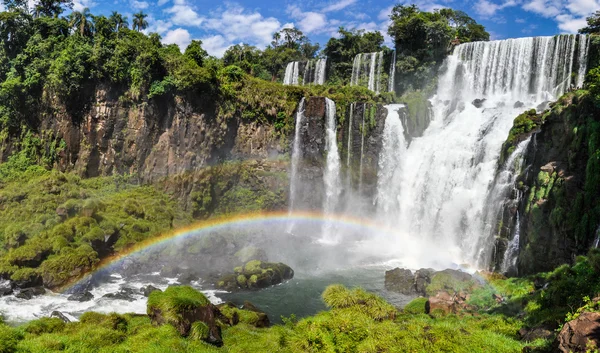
<box><xmin>321</xmin><ymin>98</ymin><xmax>342</xmax><ymax>243</ymax></box>
<box><xmin>284</xmin><ymin>59</ymin><xmax>327</xmax><ymax>85</ymax></box>
<box><xmin>375</xmin><ymin>35</ymin><xmax>590</xmax><ymax>268</ymax></box>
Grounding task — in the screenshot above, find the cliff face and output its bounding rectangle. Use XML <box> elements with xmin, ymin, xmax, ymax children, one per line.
<box><xmin>492</xmin><ymin>92</ymin><xmax>600</xmax><ymax>274</ymax></box>
<box><xmin>18</xmin><ymin>85</ymin><xmax>284</xmax><ymax>182</ymax></box>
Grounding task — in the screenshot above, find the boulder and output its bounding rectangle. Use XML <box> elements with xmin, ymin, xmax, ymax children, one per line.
<box><xmin>472</xmin><ymin>98</ymin><xmax>486</xmax><ymax>108</ymax></box>
<box><xmin>148</xmin><ymin>286</ymin><xmax>223</xmax><ymax>346</ymax></box>
<box><xmin>425</xmin><ymin>269</ymin><xmax>476</xmax><ymax>296</ymax></box>
<box><xmin>141</xmin><ymin>285</ymin><xmax>162</xmax><ymax>297</ymax></box>
<box><xmin>536</xmin><ymin>101</ymin><xmax>550</xmax><ymax>112</ymax></box>
<box><xmin>15</xmin><ymin>286</ymin><xmax>46</xmax><ymax>300</ymax></box>
<box><xmin>218</xmin><ymin>301</ymin><xmax>270</xmax><ymax>328</ymax></box>
<box><xmin>0</xmin><ymin>280</ymin><xmax>13</xmax><ymax>296</ymax></box>
<box><xmin>384</xmin><ymin>268</ymin><xmax>415</xmax><ymax>294</ymax></box>
<box><xmin>160</xmin><ymin>264</ymin><xmax>183</xmax><ymax>278</ymax></box>
<box><xmin>425</xmin><ymin>291</ymin><xmax>472</xmax><ymax>316</ymax></box>
<box><xmin>555</xmin><ymin>312</ymin><xmax>600</xmax><ymax>352</ymax></box>
<box><xmin>103</xmin><ymin>288</ymin><xmax>136</xmax><ymax>301</ymax></box>
<box><xmin>68</xmin><ymin>291</ymin><xmax>94</xmax><ymax>302</ymax></box>
<box><xmin>50</xmin><ymin>311</ymin><xmax>71</xmax><ymax>323</ymax></box>
<box><xmin>514</xmin><ymin>101</ymin><xmax>525</xmax><ymax>108</ymax></box>
<box><xmin>216</xmin><ymin>260</ymin><xmax>294</xmax><ymax>291</ymax></box>
<box><xmin>414</xmin><ymin>268</ymin><xmax>434</xmax><ymax>296</ymax></box>
<box><xmin>519</xmin><ymin>326</ymin><xmax>553</xmax><ymax>342</ymax></box>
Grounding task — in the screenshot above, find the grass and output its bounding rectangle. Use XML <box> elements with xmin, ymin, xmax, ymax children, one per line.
<box><xmin>147</xmin><ymin>286</ymin><xmax>211</xmax><ymax>325</ymax></box>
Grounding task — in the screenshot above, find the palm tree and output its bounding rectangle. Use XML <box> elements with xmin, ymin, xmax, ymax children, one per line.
<box><xmin>69</xmin><ymin>7</ymin><xmax>93</xmax><ymax>36</ymax></box>
<box><xmin>132</xmin><ymin>11</ymin><xmax>148</xmax><ymax>32</ymax></box>
<box><xmin>109</xmin><ymin>11</ymin><xmax>128</xmax><ymax>32</ymax></box>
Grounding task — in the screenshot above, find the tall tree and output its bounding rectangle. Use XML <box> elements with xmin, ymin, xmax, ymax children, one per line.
<box><xmin>184</xmin><ymin>40</ymin><xmax>208</xmax><ymax>67</ymax></box>
<box><xmin>132</xmin><ymin>11</ymin><xmax>148</xmax><ymax>32</ymax></box>
<box><xmin>34</xmin><ymin>0</ymin><xmax>73</xmax><ymax>17</ymax></box>
<box><xmin>68</xmin><ymin>7</ymin><xmax>93</xmax><ymax>36</ymax></box>
<box><xmin>1</xmin><ymin>0</ymin><xmax>28</xmax><ymax>11</ymax></box>
<box><xmin>579</xmin><ymin>10</ymin><xmax>600</xmax><ymax>34</ymax></box>
<box><xmin>109</xmin><ymin>11</ymin><xmax>128</xmax><ymax>32</ymax></box>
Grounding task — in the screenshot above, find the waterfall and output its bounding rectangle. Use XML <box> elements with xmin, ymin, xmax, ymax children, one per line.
<box><xmin>287</xmin><ymin>98</ymin><xmax>306</xmax><ymax>233</ymax></box>
<box><xmin>314</xmin><ymin>58</ymin><xmax>327</xmax><ymax>85</ymax></box>
<box><xmin>351</xmin><ymin>52</ymin><xmax>386</xmax><ymax>93</ymax></box>
<box><xmin>375</xmin><ymin>35</ymin><xmax>589</xmax><ymax>268</ymax></box>
<box><xmin>388</xmin><ymin>50</ymin><xmax>396</xmax><ymax>93</ymax></box>
<box><xmin>284</xmin><ymin>58</ymin><xmax>327</xmax><ymax>86</ymax></box>
<box><xmin>376</xmin><ymin>104</ymin><xmax>407</xmax><ymax>216</ymax></box>
<box><xmin>346</xmin><ymin>103</ymin><xmax>354</xmax><ymax>189</ymax></box>
<box><xmin>501</xmin><ymin>212</ymin><xmax>521</xmax><ymax>274</ymax></box>
<box><xmin>577</xmin><ymin>34</ymin><xmax>590</xmax><ymax>88</ymax></box>
<box><xmin>284</xmin><ymin>62</ymin><xmax>300</xmax><ymax>85</ymax></box>
<box><xmin>321</xmin><ymin>98</ymin><xmax>342</xmax><ymax>243</ymax></box>
<box><xmin>359</xmin><ymin>105</ymin><xmax>366</xmax><ymax>193</ymax></box>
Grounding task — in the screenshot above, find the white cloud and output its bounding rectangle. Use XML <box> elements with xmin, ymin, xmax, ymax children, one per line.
<box><xmin>162</xmin><ymin>28</ymin><xmax>192</xmax><ymax>50</ymax></box>
<box><xmin>201</xmin><ymin>35</ymin><xmax>232</xmax><ymax>57</ymax></box>
<box><xmin>474</xmin><ymin>0</ymin><xmax>517</xmax><ymax>16</ymax></box>
<box><xmin>322</xmin><ymin>0</ymin><xmax>357</xmax><ymax>12</ymax></box>
<box><xmin>157</xmin><ymin>0</ymin><xmax>169</xmax><ymax>5</ymax></box>
<box><xmin>556</xmin><ymin>13</ymin><xmax>589</xmax><ymax>32</ymax></box>
<box><xmin>204</xmin><ymin>5</ymin><xmax>282</xmax><ymax>47</ymax></box>
<box><xmin>72</xmin><ymin>0</ymin><xmax>97</xmax><ymax>11</ymax></box>
<box><xmin>522</xmin><ymin>0</ymin><xmax>562</xmax><ymax>17</ymax></box>
<box><xmin>287</xmin><ymin>5</ymin><xmax>328</xmax><ymax>33</ymax></box>
<box><xmin>565</xmin><ymin>0</ymin><xmax>600</xmax><ymax>16</ymax></box>
<box><xmin>130</xmin><ymin>0</ymin><xmax>149</xmax><ymax>10</ymax></box>
<box><xmin>165</xmin><ymin>0</ymin><xmax>203</xmax><ymax>26</ymax></box>
<box><xmin>378</xmin><ymin>6</ymin><xmax>394</xmax><ymax>21</ymax></box>
<box><xmin>146</xmin><ymin>19</ymin><xmax>173</xmax><ymax>35</ymax></box>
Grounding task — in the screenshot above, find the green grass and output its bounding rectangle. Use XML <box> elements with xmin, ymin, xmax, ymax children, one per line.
<box><xmin>147</xmin><ymin>286</ymin><xmax>211</xmax><ymax>325</ymax></box>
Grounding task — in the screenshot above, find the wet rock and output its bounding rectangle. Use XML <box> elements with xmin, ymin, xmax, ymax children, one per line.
<box><xmin>218</xmin><ymin>301</ymin><xmax>270</xmax><ymax>328</ymax></box>
<box><xmin>414</xmin><ymin>268</ymin><xmax>434</xmax><ymax>296</ymax></box>
<box><xmin>0</xmin><ymin>280</ymin><xmax>13</xmax><ymax>296</ymax></box>
<box><xmin>555</xmin><ymin>312</ymin><xmax>600</xmax><ymax>352</ymax></box>
<box><xmin>16</xmin><ymin>287</ymin><xmax>46</xmax><ymax>300</ymax></box>
<box><xmin>50</xmin><ymin>311</ymin><xmax>71</xmax><ymax>323</ymax></box>
<box><xmin>425</xmin><ymin>291</ymin><xmax>473</xmax><ymax>315</ymax></box>
<box><xmin>216</xmin><ymin>260</ymin><xmax>294</xmax><ymax>291</ymax></box>
<box><xmin>519</xmin><ymin>326</ymin><xmax>553</xmax><ymax>342</ymax></box>
<box><xmin>536</xmin><ymin>101</ymin><xmax>550</xmax><ymax>112</ymax></box>
<box><xmin>148</xmin><ymin>286</ymin><xmax>223</xmax><ymax>346</ymax></box>
<box><xmin>68</xmin><ymin>291</ymin><xmax>94</xmax><ymax>302</ymax></box>
<box><xmin>12</xmin><ymin>273</ymin><xmax>43</xmax><ymax>289</ymax></box>
<box><xmin>141</xmin><ymin>285</ymin><xmax>161</xmax><ymax>297</ymax></box>
<box><xmin>514</xmin><ymin>101</ymin><xmax>525</xmax><ymax>108</ymax></box>
<box><xmin>103</xmin><ymin>288</ymin><xmax>137</xmax><ymax>301</ymax></box>
<box><xmin>384</xmin><ymin>268</ymin><xmax>415</xmax><ymax>294</ymax></box>
<box><xmin>472</xmin><ymin>98</ymin><xmax>486</xmax><ymax>108</ymax></box>
<box><xmin>178</xmin><ymin>272</ymin><xmax>198</xmax><ymax>285</ymax></box>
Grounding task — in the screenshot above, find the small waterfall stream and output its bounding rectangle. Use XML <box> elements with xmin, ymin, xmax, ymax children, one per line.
<box><xmin>284</xmin><ymin>59</ymin><xmax>327</xmax><ymax>85</ymax></box>
<box><xmin>351</xmin><ymin>52</ymin><xmax>385</xmax><ymax>93</ymax></box>
<box><xmin>287</xmin><ymin>98</ymin><xmax>306</xmax><ymax>233</ymax></box>
<box><xmin>501</xmin><ymin>212</ymin><xmax>521</xmax><ymax>274</ymax></box>
<box><xmin>321</xmin><ymin>98</ymin><xmax>342</xmax><ymax>243</ymax></box>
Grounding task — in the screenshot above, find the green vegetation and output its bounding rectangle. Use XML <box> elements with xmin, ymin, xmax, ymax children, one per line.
<box><xmin>387</xmin><ymin>6</ymin><xmax>489</xmax><ymax>93</ymax></box>
<box><xmin>0</xmin><ymin>285</ymin><xmax>540</xmax><ymax>353</ymax></box>
<box><xmin>147</xmin><ymin>286</ymin><xmax>211</xmax><ymax>326</ymax></box>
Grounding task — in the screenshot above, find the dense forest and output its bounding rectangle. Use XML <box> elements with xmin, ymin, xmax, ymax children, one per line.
<box><xmin>1</xmin><ymin>0</ymin><xmax>600</xmax><ymax>352</ymax></box>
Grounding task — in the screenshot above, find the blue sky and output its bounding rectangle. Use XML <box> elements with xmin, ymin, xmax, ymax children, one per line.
<box><xmin>8</xmin><ymin>0</ymin><xmax>600</xmax><ymax>56</ymax></box>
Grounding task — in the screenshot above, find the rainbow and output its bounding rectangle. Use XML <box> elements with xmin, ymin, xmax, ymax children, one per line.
<box><xmin>61</xmin><ymin>211</ymin><xmax>399</xmax><ymax>293</ymax></box>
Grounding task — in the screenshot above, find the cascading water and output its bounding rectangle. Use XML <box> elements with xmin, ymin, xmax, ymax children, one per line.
<box><xmin>375</xmin><ymin>35</ymin><xmax>589</xmax><ymax>268</ymax></box>
<box><xmin>283</xmin><ymin>61</ymin><xmax>300</xmax><ymax>85</ymax></box>
<box><xmin>376</xmin><ymin>104</ymin><xmax>407</xmax><ymax>216</ymax></box>
<box><xmin>388</xmin><ymin>50</ymin><xmax>396</xmax><ymax>93</ymax></box>
<box><xmin>287</xmin><ymin>98</ymin><xmax>306</xmax><ymax>233</ymax></box>
<box><xmin>501</xmin><ymin>212</ymin><xmax>521</xmax><ymax>274</ymax></box>
<box><xmin>577</xmin><ymin>34</ymin><xmax>590</xmax><ymax>88</ymax></box>
<box><xmin>320</xmin><ymin>98</ymin><xmax>342</xmax><ymax>244</ymax></box>
<box><xmin>351</xmin><ymin>52</ymin><xmax>385</xmax><ymax>93</ymax></box>
<box><xmin>285</xmin><ymin>59</ymin><xmax>327</xmax><ymax>86</ymax></box>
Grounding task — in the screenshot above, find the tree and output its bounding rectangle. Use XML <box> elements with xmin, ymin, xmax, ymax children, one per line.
<box><xmin>184</xmin><ymin>40</ymin><xmax>208</xmax><ymax>67</ymax></box>
<box><xmin>579</xmin><ymin>10</ymin><xmax>600</xmax><ymax>34</ymax></box>
<box><xmin>132</xmin><ymin>11</ymin><xmax>148</xmax><ymax>32</ymax></box>
<box><xmin>1</xmin><ymin>0</ymin><xmax>28</xmax><ymax>11</ymax></box>
<box><xmin>109</xmin><ymin>11</ymin><xmax>128</xmax><ymax>32</ymax></box>
<box><xmin>34</xmin><ymin>0</ymin><xmax>73</xmax><ymax>17</ymax></box>
<box><xmin>68</xmin><ymin>7</ymin><xmax>93</xmax><ymax>36</ymax></box>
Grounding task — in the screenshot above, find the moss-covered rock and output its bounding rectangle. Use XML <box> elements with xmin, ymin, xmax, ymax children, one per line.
<box><xmin>216</xmin><ymin>260</ymin><xmax>294</xmax><ymax>291</ymax></box>
<box><xmin>218</xmin><ymin>302</ymin><xmax>270</xmax><ymax>328</ymax></box>
<box><xmin>147</xmin><ymin>286</ymin><xmax>223</xmax><ymax>346</ymax></box>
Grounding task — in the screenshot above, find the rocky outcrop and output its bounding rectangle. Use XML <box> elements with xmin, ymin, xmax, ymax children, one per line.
<box><xmin>216</xmin><ymin>260</ymin><xmax>294</xmax><ymax>291</ymax></box>
<box><xmin>218</xmin><ymin>301</ymin><xmax>270</xmax><ymax>328</ymax></box>
<box><xmin>491</xmin><ymin>92</ymin><xmax>600</xmax><ymax>274</ymax></box>
<box><xmin>339</xmin><ymin>103</ymin><xmax>387</xmax><ymax>202</ymax></box>
<box><xmin>5</xmin><ymin>85</ymin><xmax>288</xmax><ymax>182</ymax></box>
<box><xmin>555</xmin><ymin>312</ymin><xmax>600</xmax><ymax>352</ymax></box>
<box><xmin>148</xmin><ymin>286</ymin><xmax>223</xmax><ymax>346</ymax></box>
